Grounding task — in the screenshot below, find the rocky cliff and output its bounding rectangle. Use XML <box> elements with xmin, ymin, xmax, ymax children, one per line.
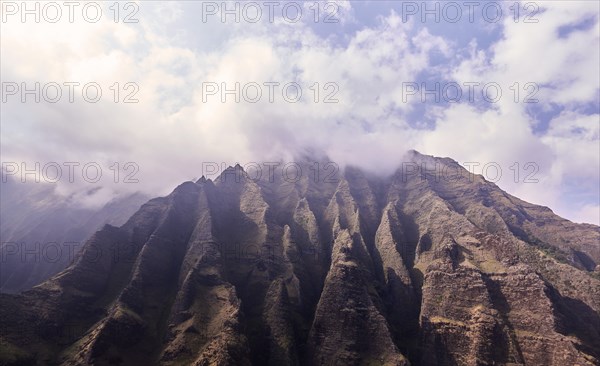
<box><xmin>1</xmin><ymin>151</ymin><xmax>598</xmax><ymax>366</ymax></box>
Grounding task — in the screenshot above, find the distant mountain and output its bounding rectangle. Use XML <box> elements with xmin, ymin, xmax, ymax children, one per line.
<box><xmin>1</xmin><ymin>151</ymin><xmax>598</xmax><ymax>366</ymax></box>
<box><xmin>0</xmin><ymin>176</ymin><xmax>149</xmax><ymax>293</ymax></box>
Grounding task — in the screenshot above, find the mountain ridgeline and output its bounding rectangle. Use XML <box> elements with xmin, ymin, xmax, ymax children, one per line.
<box><xmin>0</xmin><ymin>176</ymin><xmax>149</xmax><ymax>294</ymax></box>
<box><xmin>1</xmin><ymin>151</ymin><xmax>599</xmax><ymax>366</ymax></box>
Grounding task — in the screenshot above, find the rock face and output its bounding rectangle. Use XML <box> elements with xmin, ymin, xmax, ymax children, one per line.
<box><xmin>1</xmin><ymin>151</ymin><xmax>599</xmax><ymax>366</ymax></box>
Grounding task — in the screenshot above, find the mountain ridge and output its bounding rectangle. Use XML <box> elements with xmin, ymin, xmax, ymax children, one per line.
<box><xmin>1</xmin><ymin>151</ymin><xmax>598</xmax><ymax>366</ymax></box>
<box><xmin>0</xmin><ymin>175</ymin><xmax>149</xmax><ymax>294</ymax></box>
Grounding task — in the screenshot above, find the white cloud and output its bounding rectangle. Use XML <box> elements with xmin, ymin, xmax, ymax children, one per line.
<box><xmin>1</xmin><ymin>1</ymin><xmax>598</xmax><ymax>224</ymax></box>
<box><xmin>421</xmin><ymin>1</ymin><xmax>600</xmax><ymax>224</ymax></box>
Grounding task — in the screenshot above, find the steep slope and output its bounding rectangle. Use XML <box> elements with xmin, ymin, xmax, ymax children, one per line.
<box><xmin>0</xmin><ymin>152</ymin><xmax>598</xmax><ymax>366</ymax></box>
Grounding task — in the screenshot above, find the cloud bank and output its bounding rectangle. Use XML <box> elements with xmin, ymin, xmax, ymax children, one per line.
<box><xmin>1</xmin><ymin>1</ymin><xmax>598</xmax><ymax>224</ymax></box>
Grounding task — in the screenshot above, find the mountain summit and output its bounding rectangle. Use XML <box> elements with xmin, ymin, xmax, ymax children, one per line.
<box><xmin>1</xmin><ymin>152</ymin><xmax>599</xmax><ymax>366</ymax></box>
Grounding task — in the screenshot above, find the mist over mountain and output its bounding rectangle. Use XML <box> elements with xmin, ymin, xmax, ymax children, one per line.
<box><xmin>0</xmin><ymin>151</ymin><xmax>598</xmax><ymax>366</ymax></box>
<box><xmin>2</xmin><ymin>1</ymin><xmax>599</xmax><ymax>227</ymax></box>
<box><xmin>2</xmin><ymin>1</ymin><xmax>599</xmax><ymax>365</ymax></box>
<box><xmin>0</xmin><ymin>176</ymin><xmax>149</xmax><ymax>293</ymax></box>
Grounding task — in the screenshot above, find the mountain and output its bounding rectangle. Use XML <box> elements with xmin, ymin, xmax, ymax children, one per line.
<box><xmin>0</xmin><ymin>151</ymin><xmax>598</xmax><ymax>366</ymax></box>
<box><xmin>0</xmin><ymin>176</ymin><xmax>149</xmax><ymax>293</ymax></box>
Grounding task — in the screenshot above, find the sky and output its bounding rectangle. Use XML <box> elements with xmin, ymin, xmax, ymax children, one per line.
<box><xmin>1</xmin><ymin>0</ymin><xmax>599</xmax><ymax>224</ymax></box>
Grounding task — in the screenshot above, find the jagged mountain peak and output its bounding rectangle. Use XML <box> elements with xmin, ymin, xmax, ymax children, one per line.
<box><xmin>1</xmin><ymin>153</ymin><xmax>599</xmax><ymax>366</ymax></box>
